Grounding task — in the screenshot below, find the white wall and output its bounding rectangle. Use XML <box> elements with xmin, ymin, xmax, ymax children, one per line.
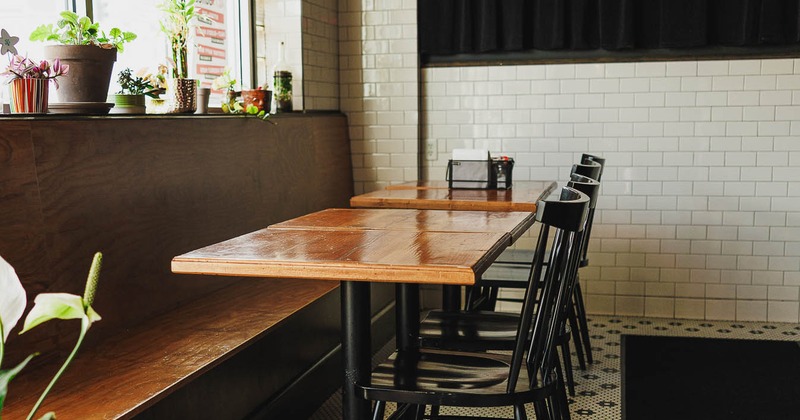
<box><xmin>422</xmin><ymin>60</ymin><xmax>800</xmax><ymax>322</ymax></box>
<box><xmin>334</xmin><ymin>0</ymin><xmax>800</xmax><ymax>322</ymax></box>
<box><xmin>339</xmin><ymin>0</ymin><xmax>419</xmax><ymax>194</ymax></box>
<box><xmin>303</xmin><ymin>0</ymin><xmax>339</xmax><ymax>110</ymax></box>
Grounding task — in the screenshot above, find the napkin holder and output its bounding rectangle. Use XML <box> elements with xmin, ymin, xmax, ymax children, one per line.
<box><xmin>446</xmin><ymin>157</ymin><xmax>514</xmax><ymax>189</ymax></box>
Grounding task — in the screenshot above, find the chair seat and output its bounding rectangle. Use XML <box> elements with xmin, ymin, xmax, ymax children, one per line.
<box><xmin>419</xmin><ymin>310</ymin><xmax>571</xmax><ymax>352</ymax></box>
<box><xmin>420</xmin><ymin>310</ymin><xmax>519</xmax><ymax>350</ymax></box>
<box><xmin>358</xmin><ymin>348</ymin><xmax>555</xmax><ymax>407</ymax></box>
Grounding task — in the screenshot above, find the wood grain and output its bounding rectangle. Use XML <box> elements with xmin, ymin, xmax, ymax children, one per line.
<box><xmin>350</xmin><ymin>181</ymin><xmax>557</xmax><ymax>212</ymax></box>
<box><xmin>173</xmin><ymin>228</ymin><xmax>510</xmax><ymax>285</ymax></box>
<box><xmin>0</xmin><ymin>114</ymin><xmax>356</xmax><ymax>417</ymax></box>
<box><xmin>269</xmin><ymin>208</ymin><xmax>535</xmax><ymax>243</ymax></box>
<box><xmin>1</xmin><ymin>279</ymin><xmax>339</xmax><ymax>420</ymax></box>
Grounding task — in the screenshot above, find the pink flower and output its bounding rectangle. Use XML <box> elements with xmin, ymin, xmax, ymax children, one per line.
<box><xmin>2</xmin><ymin>55</ymin><xmax>68</xmax><ymax>84</ymax></box>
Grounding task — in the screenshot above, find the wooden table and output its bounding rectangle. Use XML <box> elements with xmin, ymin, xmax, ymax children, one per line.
<box><xmin>269</xmin><ymin>208</ymin><xmax>536</xmax><ymax>244</ymax></box>
<box><xmin>351</xmin><ymin>180</ymin><xmax>557</xmax><ymax>212</ymax></box>
<box><xmin>350</xmin><ymin>180</ymin><xmax>557</xmax><ymax>310</ymax></box>
<box><xmin>172</xmin><ymin>210</ymin><xmax>524</xmax><ymax>419</ymax></box>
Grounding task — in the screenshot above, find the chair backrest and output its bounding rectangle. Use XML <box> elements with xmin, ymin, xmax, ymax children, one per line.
<box><xmin>571</xmin><ymin>161</ymin><xmax>602</xmax><ymax>182</ymax></box>
<box><xmin>569</xmin><ymin>173</ymin><xmax>600</xmax><ymax>266</ymax></box>
<box><xmin>581</xmin><ymin>154</ymin><xmax>605</xmax><ymax>181</ymax></box>
<box><xmin>505</xmin><ymin>186</ymin><xmax>589</xmax><ymax>392</ymax></box>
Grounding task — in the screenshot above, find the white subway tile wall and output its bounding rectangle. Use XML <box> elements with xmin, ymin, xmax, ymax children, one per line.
<box><xmin>260</xmin><ymin>0</ymin><xmax>304</xmax><ymax>109</ymax></box>
<box><xmin>422</xmin><ymin>59</ymin><xmax>800</xmax><ymax>322</ymax></box>
<box><xmin>334</xmin><ymin>0</ymin><xmax>798</xmax><ymax>322</ymax></box>
<box><xmin>339</xmin><ymin>0</ymin><xmax>419</xmax><ymax>194</ymax></box>
<box><xmin>303</xmin><ymin>0</ymin><xmax>339</xmax><ymax>110</ymax></box>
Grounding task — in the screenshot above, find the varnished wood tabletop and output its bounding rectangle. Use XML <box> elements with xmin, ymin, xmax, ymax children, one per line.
<box><xmin>351</xmin><ymin>180</ymin><xmax>557</xmax><ymax>212</ymax></box>
<box><xmin>172</xmin><ymin>228</ymin><xmax>509</xmax><ymax>285</ymax></box>
<box><xmin>268</xmin><ymin>208</ymin><xmax>535</xmax><ymax>244</ymax></box>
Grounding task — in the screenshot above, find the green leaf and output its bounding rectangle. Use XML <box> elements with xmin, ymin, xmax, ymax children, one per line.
<box><xmin>19</xmin><ymin>293</ymin><xmax>91</xmax><ymax>334</ymax></box>
<box><xmin>29</xmin><ymin>24</ymin><xmax>55</xmax><ymax>41</ymax></box>
<box><xmin>0</xmin><ymin>353</ymin><xmax>37</xmax><ymax>413</ymax></box>
<box><xmin>123</xmin><ymin>32</ymin><xmax>137</xmax><ymax>42</ymax></box>
<box><xmin>59</xmin><ymin>10</ymin><xmax>79</xmax><ymax>24</ymax></box>
<box><xmin>78</xmin><ymin>16</ymin><xmax>91</xmax><ymax>31</ymax></box>
<box><xmin>109</xmin><ymin>27</ymin><xmax>121</xmax><ymax>38</ymax></box>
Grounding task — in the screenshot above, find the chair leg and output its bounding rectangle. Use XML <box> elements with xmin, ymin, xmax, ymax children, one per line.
<box><xmin>514</xmin><ymin>404</ymin><xmax>528</xmax><ymax>420</ymax></box>
<box><xmin>372</xmin><ymin>400</ymin><xmax>386</xmax><ymax>420</ymax></box>
<box><xmin>533</xmin><ymin>401</ymin><xmax>550</xmax><ymax>420</ymax></box>
<box><xmin>430</xmin><ymin>405</ymin><xmax>440</xmax><ymax>419</ymax></box>
<box><xmin>552</xmin><ymin>367</ymin><xmax>572</xmax><ymax>420</ymax></box>
<box><xmin>572</xmin><ymin>281</ymin><xmax>593</xmax><ymax>364</ymax></box>
<box><xmin>559</xmin><ymin>338</ymin><xmax>576</xmax><ymax>396</ymax></box>
<box><xmin>567</xmin><ymin>304</ymin><xmax>587</xmax><ymax>370</ymax></box>
<box><xmin>412</xmin><ymin>404</ymin><xmax>426</xmax><ymax>420</ymax></box>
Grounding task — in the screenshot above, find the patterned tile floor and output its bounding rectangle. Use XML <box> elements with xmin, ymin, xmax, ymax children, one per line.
<box><xmin>309</xmin><ymin>315</ymin><xmax>800</xmax><ymax>419</ymax></box>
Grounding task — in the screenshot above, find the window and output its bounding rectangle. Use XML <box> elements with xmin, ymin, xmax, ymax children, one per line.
<box><xmin>1</xmin><ymin>0</ymin><xmax>251</xmax><ymax>105</ymax></box>
<box><xmin>1</xmin><ymin>0</ymin><xmax>70</xmax><ymax>60</ymax></box>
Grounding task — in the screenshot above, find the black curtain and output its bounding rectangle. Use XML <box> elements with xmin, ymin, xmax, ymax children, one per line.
<box><xmin>419</xmin><ymin>0</ymin><xmax>800</xmax><ymax>55</ymax></box>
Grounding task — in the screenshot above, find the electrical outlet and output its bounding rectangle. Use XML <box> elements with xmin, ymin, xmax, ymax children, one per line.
<box><xmin>425</xmin><ymin>138</ymin><xmax>437</xmax><ymax>161</ymax></box>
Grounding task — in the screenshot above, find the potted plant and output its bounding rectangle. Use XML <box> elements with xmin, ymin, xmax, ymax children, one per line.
<box><xmin>30</xmin><ymin>11</ymin><xmax>136</xmax><ymax>113</ymax></box>
<box><xmin>158</xmin><ymin>0</ymin><xmax>197</xmax><ymax>113</ymax></box>
<box><xmin>0</xmin><ymin>253</ymin><xmax>104</xmax><ymax>419</ymax></box>
<box><xmin>2</xmin><ymin>54</ymin><xmax>69</xmax><ymax>113</ymax></box>
<box><xmin>212</xmin><ymin>68</ymin><xmax>272</xmax><ymax>121</ymax></box>
<box><xmin>109</xmin><ymin>68</ymin><xmax>155</xmax><ymax>114</ymax></box>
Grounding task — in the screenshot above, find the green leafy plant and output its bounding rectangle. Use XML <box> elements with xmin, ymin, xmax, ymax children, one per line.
<box><xmin>211</xmin><ymin>69</ymin><xmax>273</xmax><ymax>123</ymax></box>
<box><xmin>0</xmin><ymin>253</ymin><xmax>103</xmax><ymax>420</ymax></box>
<box><xmin>116</xmin><ymin>68</ymin><xmax>157</xmax><ymax>97</ymax></box>
<box><xmin>29</xmin><ymin>11</ymin><xmax>136</xmax><ymax>52</ymax></box>
<box><xmin>159</xmin><ymin>0</ymin><xmax>195</xmax><ymax>79</ymax></box>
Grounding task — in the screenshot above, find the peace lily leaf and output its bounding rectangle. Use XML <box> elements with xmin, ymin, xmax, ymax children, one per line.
<box><xmin>0</xmin><ymin>256</ymin><xmax>27</xmax><ymax>343</ymax></box>
<box><xmin>20</xmin><ymin>293</ymin><xmax>100</xmax><ymax>335</ymax></box>
<box><xmin>0</xmin><ymin>353</ymin><xmax>37</xmax><ymax>413</ymax></box>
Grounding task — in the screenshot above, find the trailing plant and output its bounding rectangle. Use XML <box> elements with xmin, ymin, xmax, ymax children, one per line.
<box><xmin>0</xmin><ymin>253</ymin><xmax>104</xmax><ymax>420</ymax></box>
<box><xmin>159</xmin><ymin>0</ymin><xmax>195</xmax><ymax>78</ymax></box>
<box><xmin>211</xmin><ymin>69</ymin><xmax>273</xmax><ymax>123</ymax></box>
<box><xmin>30</xmin><ymin>11</ymin><xmax>136</xmax><ymax>52</ymax></box>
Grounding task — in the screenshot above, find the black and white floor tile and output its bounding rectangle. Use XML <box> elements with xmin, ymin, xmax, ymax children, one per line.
<box><xmin>309</xmin><ymin>316</ymin><xmax>800</xmax><ymax>419</ymax></box>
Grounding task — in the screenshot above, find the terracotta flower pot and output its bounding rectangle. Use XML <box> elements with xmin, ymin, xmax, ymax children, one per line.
<box><xmin>9</xmin><ymin>78</ymin><xmax>49</xmax><ymax>113</ymax></box>
<box><xmin>241</xmin><ymin>89</ymin><xmax>272</xmax><ymax>113</ymax></box>
<box><xmin>43</xmin><ymin>45</ymin><xmax>117</xmax><ymax>104</ymax></box>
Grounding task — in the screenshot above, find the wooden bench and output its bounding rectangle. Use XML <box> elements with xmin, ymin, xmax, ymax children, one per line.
<box><xmin>0</xmin><ymin>114</ymin><xmax>395</xmax><ymax>418</ymax></box>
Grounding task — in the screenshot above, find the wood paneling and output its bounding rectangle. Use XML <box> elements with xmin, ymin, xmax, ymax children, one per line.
<box><xmin>0</xmin><ymin>114</ymin><xmax>355</xmax><ymax>418</ymax></box>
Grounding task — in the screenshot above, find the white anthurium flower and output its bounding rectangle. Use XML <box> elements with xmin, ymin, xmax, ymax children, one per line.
<box><xmin>20</xmin><ymin>293</ymin><xmax>101</xmax><ymax>334</ymax></box>
<box><xmin>0</xmin><ymin>255</ymin><xmax>27</xmax><ymax>343</ymax></box>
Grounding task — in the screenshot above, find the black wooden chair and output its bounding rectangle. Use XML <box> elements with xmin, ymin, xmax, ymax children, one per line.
<box><xmin>477</xmin><ymin>158</ymin><xmax>605</xmax><ymax>372</ymax></box>
<box><xmin>357</xmin><ymin>187</ymin><xmax>590</xmax><ymax>420</ymax></box>
<box><xmin>418</xmin><ymin>176</ymin><xmax>600</xmax><ymax>397</ymax></box>
<box><xmin>570</xmin><ymin>154</ymin><xmax>605</xmax><ymax>366</ymax></box>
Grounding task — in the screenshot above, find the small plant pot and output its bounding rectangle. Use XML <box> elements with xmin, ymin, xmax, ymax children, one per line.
<box><xmin>146</xmin><ymin>79</ymin><xmax>197</xmax><ymax>114</ymax></box>
<box><xmin>9</xmin><ymin>78</ymin><xmax>49</xmax><ymax>113</ymax></box>
<box><xmin>241</xmin><ymin>89</ymin><xmax>272</xmax><ymax>113</ymax></box>
<box><xmin>108</xmin><ymin>94</ymin><xmax>146</xmax><ymax>114</ymax></box>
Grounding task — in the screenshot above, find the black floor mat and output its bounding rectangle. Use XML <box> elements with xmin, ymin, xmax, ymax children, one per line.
<box><xmin>622</xmin><ymin>335</ymin><xmax>800</xmax><ymax>420</ymax></box>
